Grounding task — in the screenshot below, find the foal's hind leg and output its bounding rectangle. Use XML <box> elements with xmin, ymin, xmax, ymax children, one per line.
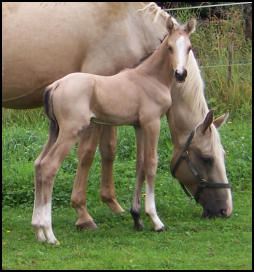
<box><xmin>32</xmin><ymin>121</ymin><xmax>59</xmax><ymax>242</ymax></box>
<box><xmin>99</xmin><ymin>125</ymin><xmax>124</xmax><ymax>213</ymax></box>
<box><xmin>130</xmin><ymin>127</ymin><xmax>145</xmax><ymax>230</ymax></box>
<box><xmin>32</xmin><ymin>130</ymin><xmax>79</xmax><ymax>244</ymax></box>
<box><xmin>70</xmin><ymin>124</ymin><xmax>102</xmax><ymax>230</ymax></box>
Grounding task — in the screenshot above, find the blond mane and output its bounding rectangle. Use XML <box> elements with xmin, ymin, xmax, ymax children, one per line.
<box><xmin>137</xmin><ymin>2</ymin><xmax>176</xmax><ymax>24</ymax></box>
<box><xmin>173</xmin><ymin>50</ymin><xmax>209</xmax><ymax>118</ymax></box>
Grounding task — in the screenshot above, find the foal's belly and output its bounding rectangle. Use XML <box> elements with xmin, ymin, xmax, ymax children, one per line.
<box><xmin>91</xmin><ymin>101</ymin><xmax>140</xmax><ymax>126</ymax></box>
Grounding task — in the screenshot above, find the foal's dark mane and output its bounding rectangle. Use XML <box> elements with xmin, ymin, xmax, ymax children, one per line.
<box><xmin>132</xmin><ymin>34</ymin><xmax>167</xmax><ymax>68</ymax></box>
<box><xmin>132</xmin><ymin>51</ymin><xmax>154</xmax><ymax>68</ymax></box>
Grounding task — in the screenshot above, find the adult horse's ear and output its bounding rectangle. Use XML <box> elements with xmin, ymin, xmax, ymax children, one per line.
<box><xmin>213</xmin><ymin>112</ymin><xmax>229</xmax><ymax>129</ymax></box>
<box><xmin>166</xmin><ymin>16</ymin><xmax>175</xmax><ymax>32</ymax></box>
<box><xmin>184</xmin><ymin>18</ymin><xmax>196</xmax><ymax>34</ymax></box>
<box><xmin>200</xmin><ymin>110</ymin><xmax>214</xmax><ymax>134</ymax></box>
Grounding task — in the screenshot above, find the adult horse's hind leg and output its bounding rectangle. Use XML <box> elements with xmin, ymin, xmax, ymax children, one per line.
<box><xmin>130</xmin><ymin>126</ymin><xmax>145</xmax><ymax>230</ymax></box>
<box><xmin>70</xmin><ymin>124</ymin><xmax>102</xmax><ymax>230</ymax></box>
<box><xmin>99</xmin><ymin>125</ymin><xmax>124</xmax><ymax>213</ymax></box>
<box><xmin>32</xmin><ymin>130</ymin><xmax>79</xmax><ymax>244</ymax></box>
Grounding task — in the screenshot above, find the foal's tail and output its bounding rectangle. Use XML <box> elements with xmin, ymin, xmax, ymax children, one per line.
<box><xmin>43</xmin><ymin>83</ymin><xmax>59</xmax><ymax>141</ymax></box>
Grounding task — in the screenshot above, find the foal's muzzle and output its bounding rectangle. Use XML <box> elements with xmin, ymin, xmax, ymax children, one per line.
<box><xmin>175</xmin><ymin>69</ymin><xmax>187</xmax><ymax>82</ymax></box>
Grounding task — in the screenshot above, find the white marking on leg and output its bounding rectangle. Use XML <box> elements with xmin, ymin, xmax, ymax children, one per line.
<box><xmin>32</xmin><ymin>202</ymin><xmax>58</xmax><ymax>244</ymax></box>
<box><xmin>145</xmin><ymin>183</ymin><xmax>164</xmax><ymax>230</ymax></box>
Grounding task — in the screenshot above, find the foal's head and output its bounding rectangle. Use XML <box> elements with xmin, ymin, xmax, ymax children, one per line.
<box><xmin>166</xmin><ymin>17</ymin><xmax>196</xmax><ymax>83</ymax></box>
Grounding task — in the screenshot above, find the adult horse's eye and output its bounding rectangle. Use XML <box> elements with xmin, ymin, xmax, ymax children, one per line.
<box><xmin>202</xmin><ymin>156</ymin><xmax>214</xmax><ymax>165</ymax></box>
<box><xmin>187</xmin><ymin>46</ymin><xmax>192</xmax><ymax>52</ymax></box>
<box><xmin>168</xmin><ymin>46</ymin><xmax>173</xmax><ymax>52</ymax></box>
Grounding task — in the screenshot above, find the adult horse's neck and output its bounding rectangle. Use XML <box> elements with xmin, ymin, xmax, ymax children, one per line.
<box><xmin>135</xmin><ymin>35</ymin><xmax>173</xmax><ymax>87</ymax></box>
<box><xmin>167</xmin><ymin>51</ymin><xmax>209</xmax><ymax>147</ymax></box>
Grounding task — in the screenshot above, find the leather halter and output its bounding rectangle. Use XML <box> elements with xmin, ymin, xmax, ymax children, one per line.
<box><xmin>171</xmin><ymin>130</ymin><xmax>231</xmax><ymax>202</ymax></box>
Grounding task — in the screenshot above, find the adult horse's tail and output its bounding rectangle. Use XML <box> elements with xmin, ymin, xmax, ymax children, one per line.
<box><xmin>43</xmin><ymin>83</ymin><xmax>59</xmax><ymax>142</ymax></box>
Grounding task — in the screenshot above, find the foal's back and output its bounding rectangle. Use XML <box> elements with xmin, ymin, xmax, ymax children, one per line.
<box><xmin>51</xmin><ymin>69</ymin><xmax>171</xmax><ymax>127</ymax></box>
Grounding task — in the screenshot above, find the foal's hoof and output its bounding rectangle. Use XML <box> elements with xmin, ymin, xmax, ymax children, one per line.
<box><xmin>76</xmin><ymin>220</ymin><xmax>98</xmax><ymax>230</ymax></box>
<box><xmin>155</xmin><ymin>226</ymin><xmax>167</xmax><ymax>232</ymax></box>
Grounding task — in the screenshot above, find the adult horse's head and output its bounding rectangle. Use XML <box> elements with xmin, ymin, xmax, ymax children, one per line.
<box><xmin>166</xmin><ymin>17</ymin><xmax>196</xmax><ymax>83</ymax></box>
<box><xmin>170</xmin><ymin>110</ymin><xmax>233</xmax><ymax>218</ymax></box>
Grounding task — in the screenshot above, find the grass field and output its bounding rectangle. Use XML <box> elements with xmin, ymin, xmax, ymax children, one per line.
<box><xmin>2</xmin><ymin>114</ymin><xmax>252</xmax><ymax>270</ymax></box>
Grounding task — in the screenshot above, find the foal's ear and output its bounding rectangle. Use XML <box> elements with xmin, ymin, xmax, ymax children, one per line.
<box><xmin>200</xmin><ymin>110</ymin><xmax>214</xmax><ymax>134</ymax></box>
<box><xmin>213</xmin><ymin>112</ymin><xmax>229</xmax><ymax>129</ymax></box>
<box><xmin>184</xmin><ymin>18</ymin><xmax>196</xmax><ymax>34</ymax></box>
<box><xmin>166</xmin><ymin>16</ymin><xmax>175</xmax><ymax>32</ymax></box>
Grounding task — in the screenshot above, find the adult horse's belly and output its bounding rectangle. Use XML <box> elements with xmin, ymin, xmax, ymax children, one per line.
<box><xmin>2</xmin><ymin>2</ymin><xmax>128</xmax><ymax>109</ymax></box>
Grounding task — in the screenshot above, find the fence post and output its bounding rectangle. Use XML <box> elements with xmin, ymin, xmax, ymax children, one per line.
<box><xmin>228</xmin><ymin>43</ymin><xmax>233</xmax><ymax>83</ymax></box>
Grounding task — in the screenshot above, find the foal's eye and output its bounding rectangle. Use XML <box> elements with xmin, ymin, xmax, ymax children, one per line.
<box><xmin>187</xmin><ymin>46</ymin><xmax>192</xmax><ymax>52</ymax></box>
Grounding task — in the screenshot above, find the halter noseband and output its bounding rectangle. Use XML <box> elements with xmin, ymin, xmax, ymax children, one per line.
<box><xmin>171</xmin><ymin>130</ymin><xmax>231</xmax><ymax>202</ymax></box>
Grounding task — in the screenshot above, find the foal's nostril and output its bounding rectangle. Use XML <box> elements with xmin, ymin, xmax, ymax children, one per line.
<box><xmin>175</xmin><ymin>69</ymin><xmax>187</xmax><ymax>82</ymax></box>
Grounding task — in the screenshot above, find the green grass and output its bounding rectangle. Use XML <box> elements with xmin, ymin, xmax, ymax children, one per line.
<box><xmin>2</xmin><ymin>116</ymin><xmax>252</xmax><ymax>270</ymax></box>
<box><xmin>2</xmin><ymin>192</ymin><xmax>252</xmax><ymax>269</ymax></box>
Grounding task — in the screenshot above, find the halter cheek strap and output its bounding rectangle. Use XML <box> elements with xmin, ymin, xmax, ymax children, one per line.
<box><xmin>171</xmin><ymin>130</ymin><xmax>231</xmax><ymax>202</ymax></box>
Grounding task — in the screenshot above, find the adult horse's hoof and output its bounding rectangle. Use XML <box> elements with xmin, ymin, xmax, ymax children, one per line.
<box><xmin>76</xmin><ymin>220</ymin><xmax>98</xmax><ymax>230</ymax></box>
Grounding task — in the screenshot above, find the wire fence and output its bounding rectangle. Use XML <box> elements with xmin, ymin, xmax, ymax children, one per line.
<box><xmin>164</xmin><ymin>2</ymin><xmax>252</xmax><ymax>11</ymax></box>
<box><xmin>200</xmin><ymin>62</ymin><xmax>252</xmax><ymax>69</ymax></box>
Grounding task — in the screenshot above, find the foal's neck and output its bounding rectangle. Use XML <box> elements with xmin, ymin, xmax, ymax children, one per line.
<box><xmin>136</xmin><ymin>35</ymin><xmax>173</xmax><ymax>87</ymax></box>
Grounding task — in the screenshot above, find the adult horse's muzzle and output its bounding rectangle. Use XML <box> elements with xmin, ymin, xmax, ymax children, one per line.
<box><xmin>201</xmin><ymin>198</ymin><xmax>233</xmax><ymax>218</ymax></box>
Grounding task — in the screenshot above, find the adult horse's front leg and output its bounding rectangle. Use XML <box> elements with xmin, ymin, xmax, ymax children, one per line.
<box><xmin>143</xmin><ymin>120</ymin><xmax>166</xmax><ymax>231</ymax></box>
<box><xmin>70</xmin><ymin>124</ymin><xmax>102</xmax><ymax>230</ymax></box>
<box><xmin>99</xmin><ymin>125</ymin><xmax>124</xmax><ymax>213</ymax></box>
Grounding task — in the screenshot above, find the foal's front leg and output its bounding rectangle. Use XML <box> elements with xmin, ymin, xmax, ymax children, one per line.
<box><xmin>143</xmin><ymin>120</ymin><xmax>165</xmax><ymax>231</ymax></box>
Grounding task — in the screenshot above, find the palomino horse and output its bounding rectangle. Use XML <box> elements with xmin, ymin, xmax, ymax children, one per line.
<box><xmin>32</xmin><ymin>17</ymin><xmax>196</xmax><ymax>244</ymax></box>
<box><xmin>167</xmin><ymin>55</ymin><xmax>233</xmax><ymax>217</ymax></box>
<box><xmin>3</xmin><ymin>2</ymin><xmax>172</xmax><ymax>217</ymax></box>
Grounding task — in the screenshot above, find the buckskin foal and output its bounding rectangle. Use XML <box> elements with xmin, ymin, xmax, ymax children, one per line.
<box><xmin>32</xmin><ymin>17</ymin><xmax>195</xmax><ymax>244</ymax></box>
